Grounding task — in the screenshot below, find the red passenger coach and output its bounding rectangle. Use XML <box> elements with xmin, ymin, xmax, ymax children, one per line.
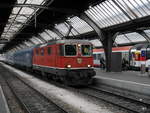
<box><xmin>32</xmin><ymin>40</ymin><xmax>95</xmax><ymax>86</ymax></box>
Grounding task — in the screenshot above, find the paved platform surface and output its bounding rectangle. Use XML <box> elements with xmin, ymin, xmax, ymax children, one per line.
<box><xmin>0</xmin><ymin>85</ymin><xmax>10</xmax><ymax>113</ymax></box>
<box><xmin>94</xmin><ymin>68</ymin><xmax>150</xmax><ymax>95</ymax></box>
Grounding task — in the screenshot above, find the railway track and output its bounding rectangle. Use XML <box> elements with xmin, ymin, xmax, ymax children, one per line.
<box><xmin>0</xmin><ymin>65</ymin><xmax>67</xmax><ymax>113</ymax></box>
<box><xmin>3</xmin><ymin>63</ymin><xmax>150</xmax><ymax>113</ymax></box>
<box><xmin>31</xmin><ymin>72</ymin><xmax>150</xmax><ymax>113</ymax></box>
<box><xmin>22</xmin><ymin>67</ymin><xmax>150</xmax><ymax>113</ymax></box>
<box><xmin>76</xmin><ymin>85</ymin><xmax>150</xmax><ymax>113</ymax></box>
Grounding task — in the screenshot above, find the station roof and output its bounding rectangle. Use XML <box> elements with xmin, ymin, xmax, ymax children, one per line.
<box><xmin>0</xmin><ymin>0</ymin><xmax>150</xmax><ymax>53</ymax></box>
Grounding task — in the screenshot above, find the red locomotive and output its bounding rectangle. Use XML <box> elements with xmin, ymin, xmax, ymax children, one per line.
<box><xmin>32</xmin><ymin>40</ymin><xmax>95</xmax><ymax>85</ymax></box>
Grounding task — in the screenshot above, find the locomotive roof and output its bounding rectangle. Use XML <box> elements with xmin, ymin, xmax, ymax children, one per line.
<box><xmin>35</xmin><ymin>40</ymin><xmax>92</xmax><ymax>48</ymax></box>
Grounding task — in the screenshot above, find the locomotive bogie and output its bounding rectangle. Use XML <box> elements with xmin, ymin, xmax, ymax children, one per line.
<box><xmin>33</xmin><ymin>64</ymin><xmax>95</xmax><ymax>85</ymax></box>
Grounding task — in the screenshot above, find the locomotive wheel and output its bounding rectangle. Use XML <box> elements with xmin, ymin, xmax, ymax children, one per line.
<box><xmin>47</xmin><ymin>73</ymin><xmax>52</xmax><ymax>79</ymax></box>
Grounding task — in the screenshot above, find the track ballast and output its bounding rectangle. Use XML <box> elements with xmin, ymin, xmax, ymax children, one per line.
<box><xmin>0</xmin><ymin>64</ymin><xmax>67</xmax><ymax>113</ymax></box>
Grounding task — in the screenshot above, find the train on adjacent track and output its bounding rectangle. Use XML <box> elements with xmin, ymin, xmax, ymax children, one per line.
<box><xmin>129</xmin><ymin>43</ymin><xmax>150</xmax><ymax>70</ymax></box>
<box><xmin>93</xmin><ymin>43</ymin><xmax>150</xmax><ymax>70</ymax></box>
<box><xmin>93</xmin><ymin>46</ymin><xmax>131</xmax><ymax>68</ymax></box>
<box><xmin>4</xmin><ymin>40</ymin><xmax>96</xmax><ymax>86</ymax></box>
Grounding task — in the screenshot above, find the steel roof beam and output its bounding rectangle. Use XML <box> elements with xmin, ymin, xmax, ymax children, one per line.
<box><xmin>112</xmin><ymin>1</ymin><xmax>132</xmax><ymax>21</ymax></box>
<box><xmin>112</xmin><ymin>32</ymin><xmax>120</xmax><ymax>47</ymax></box>
<box><xmin>65</xmin><ymin>21</ymin><xmax>80</xmax><ymax>36</ymax></box>
<box><xmin>4</xmin><ymin>0</ymin><xmax>28</xmax><ymax>39</ymax></box>
<box><xmin>31</xmin><ymin>37</ymin><xmax>42</xmax><ymax>44</ymax></box>
<box><xmin>37</xmin><ymin>34</ymin><xmax>47</xmax><ymax>43</ymax></box>
<box><xmin>80</xmin><ymin>13</ymin><xmax>105</xmax><ymax>41</ymax></box>
<box><xmin>136</xmin><ymin>30</ymin><xmax>150</xmax><ymax>42</ymax></box>
<box><xmin>51</xmin><ymin>28</ymin><xmax>64</xmax><ymax>39</ymax></box>
<box><xmin>28</xmin><ymin>39</ymin><xmax>36</xmax><ymax>45</ymax></box>
<box><xmin>44</xmin><ymin>30</ymin><xmax>55</xmax><ymax>40</ymax></box>
<box><xmin>0</xmin><ymin>4</ymin><xmax>79</xmax><ymax>15</ymax></box>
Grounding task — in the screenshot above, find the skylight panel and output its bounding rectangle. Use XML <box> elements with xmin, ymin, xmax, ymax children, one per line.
<box><xmin>24</xmin><ymin>41</ymin><xmax>33</xmax><ymax>47</ymax></box>
<box><xmin>68</xmin><ymin>29</ymin><xmax>78</xmax><ymax>36</ymax></box>
<box><xmin>17</xmin><ymin>0</ymin><xmax>26</xmax><ymax>4</ymax></box>
<box><xmin>144</xmin><ymin>29</ymin><xmax>150</xmax><ymax>33</ymax></box>
<box><xmin>116</xmin><ymin>0</ymin><xmax>150</xmax><ymax>18</ymax></box>
<box><xmin>115</xmin><ymin>35</ymin><xmax>131</xmax><ymax>44</ymax></box>
<box><xmin>1</xmin><ymin>0</ymin><xmax>47</xmax><ymax>41</ymax></box>
<box><xmin>12</xmin><ymin>7</ymin><xmax>21</xmax><ymax>14</ymax></box>
<box><xmin>85</xmin><ymin>0</ymin><xmax>150</xmax><ymax>28</ymax></box>
<box><xmin>30</xmin><ymin>38</ymin><xmax>40</xmax><ymax>44</ymax></box>
<box><xmin>10</xmin><ymin>15</ymin><xmax>16</xmax><ymax>19</ymax></box>
<box><xmin>39</xmin><ymin>32</ymin><xmax>51</xmax><ymax>41</ymax></box>
<box><xmin>26</xmin><ymin>0</ymin><xmax>45</xmax><ymax>5</ymax></box>
<box><xmin>55</xmin><ymin>23</ymin><xmax>69</xmax><ymax>36</ymax></box>
<box><xmin>32</xmin><ymin>36</ymin><xmax>43</xmax><ymax>44</ymax></box>
<box><xmin>125</xmin><ymin>32</ymin><xmax>146</xmax><ymax>42</ymax></box>
<box><xmin>68</xmin><ymin>16</ymin><xmax>93</xmax><ymax>35</ymax></box>
<box><xmin>54</xmin><ymin>16</ymin><xmax>93</xmax><ymax>37</ymax></box>
<box><xmin>90</xmin><ymin>39</ymin><xmax>102</xmax><ymax>47</ymax></box>
<box><xmin>45</xmin><ymin>29</ymin><xmax>61</xmax><ymax>39</ymax></box>
<box><xmin>19</xmin><ymin>7</ymin><xmax>34</xmax><ymax>15</ymax></box>
<box><xmin>13</xmin><ymin>24</ymin><xmax>22</xmax><ymax>28</ymax></box>
<box><xmin>85</xmin><ymin>0</ymin><xmax>131</xmax><ymax>28</ymax></box>
<box><xmin>144</xmin><ymin>29</ymin><xmax>150</xmax><ymax>37</ymax></box>
<box><xmin>15</xmin><ymin>16</ymin><xmax>28</xmax><ymax>22</ymax></box>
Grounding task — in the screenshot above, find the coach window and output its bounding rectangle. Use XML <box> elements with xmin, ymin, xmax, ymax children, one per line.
<box><xmin>146</xmin><ymin>45</ymin><xmax>150</xmax><ymax>59</ymax></box>
<box><xmin>41</xmin><ymin>48</ymin><xmax>44</xmax><ymax>56</ymax></box>
<box><xmin>36</xmin><ymin>49</ymin><xmax>39</xmax><ymax>55</ymax></box>
<box><xmin>65</xmin><ymin>45</ymin><xmax>76</xmax><ymax>56</ymax></box>
<box><xmin>47</xmin><ymin>47</ymin><xmax>51</xmax><ymax>55</ymax></box>
<box><xmin>81</xmin><ymin>45</ymin><xmax>92</xmax><ymax>56</ymax></box>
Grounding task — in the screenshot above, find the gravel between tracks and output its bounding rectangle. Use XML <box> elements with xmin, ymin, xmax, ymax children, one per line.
<box><xmin>0</xmin><ymin>66</ymin><xmax>25</xmax><ymax>113</ymax></box>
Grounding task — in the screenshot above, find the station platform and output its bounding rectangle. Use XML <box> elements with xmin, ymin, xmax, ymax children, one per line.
<box><xmin>0</xmin><ymin>85</ymin><xmax>10</xmax><ymax>113</ymax></box>
<box><xmin>94</xmin><ymin>68</ymin><xmax>150</xmax><ymax>95</ymax></box>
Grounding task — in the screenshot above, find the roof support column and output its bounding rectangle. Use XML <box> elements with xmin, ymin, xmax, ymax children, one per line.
<box><xmin>102</xmin><ymin>33</ymin><xmax>114</xmax><ymax>72</ymax></box>
<box><xmin>80</xmin><ymin>13</ymin><xmax>105</xmax><ymax>41</ymax></box>
<box><xmin>136</xmin><ymin>30</ymin><xmax>150</xmax><ymax>42</ymax></box>
<box><xmin>80</xmin><ymin>13</ymin><xmax>113</xmax><ymax>71</ymax></box>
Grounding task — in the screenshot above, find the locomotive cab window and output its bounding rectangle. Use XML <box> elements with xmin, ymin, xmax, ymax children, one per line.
<box><xmin>81</xmin><ymin>45</ymin><xmax>92</xmax><ymax>56</ymax></box>
<box><xmin>65</xmin><ymin>45</ymin><xmax>76</xmax><ymax>56</ymax></box>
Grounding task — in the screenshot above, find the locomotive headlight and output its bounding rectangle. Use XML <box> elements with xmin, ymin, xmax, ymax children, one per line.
<box><xmin>67</xmin><ymin>65</ymin><xmax>71</xmax><ymax>68</ymax></box>
<box><xmin>88</xmin><ymin>65</ymin><xmax>91</xmax><ymax>67</ymax></box>
<box><xmin>78</xmin><ymin>44</ymin><xmax>81</xmax><ymax>47</ymax></box>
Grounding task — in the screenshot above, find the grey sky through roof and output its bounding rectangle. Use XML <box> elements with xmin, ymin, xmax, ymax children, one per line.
<box><xmin>1</xmin><ymin>0</ymin><xmax>47</xmax><ymax>40</ymax></box>
<box><xmin>1</xmin><ymin>0</ymin><xmax>150</xmax><ymax>51</ymax></box>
